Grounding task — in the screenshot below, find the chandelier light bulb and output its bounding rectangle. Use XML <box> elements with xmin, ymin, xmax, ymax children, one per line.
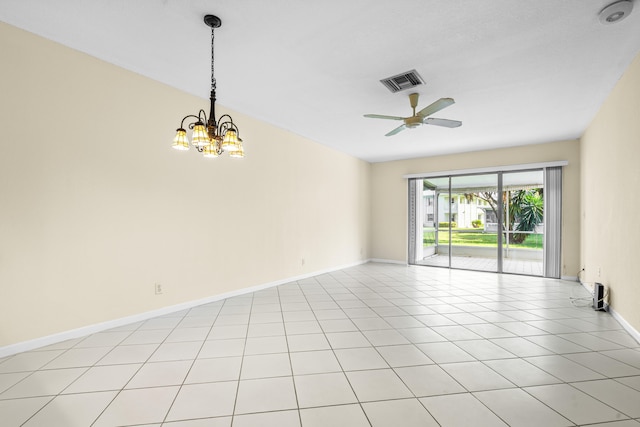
<box><xmin>203</xmin><ymin>143</ymin><xmax>220</xmax><ymax>158</ymax></box>
<box><xmin>172</xmin><ymin>128</ymin><xmax>190</xmax><ymax>151</ymax></box>
<box><xmin>221</xmin><ymin>129</ymin><xmax>239</xmax><ymax>151</ymax></box>
<box><xmin>191</xmin><ymin>122</ymin><xmax>211</xmax><ymax>148</ymax></box>
<box><xmin>229</xmin><ymin>138</ymin><xmax>245</xmax><ymax>158</ymax></box>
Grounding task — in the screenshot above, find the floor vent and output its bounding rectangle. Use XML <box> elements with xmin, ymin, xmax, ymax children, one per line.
<box><xmin>380</xmin><ymin>69</ymin><xmax>425</xmax><ymax>93</ymax></box>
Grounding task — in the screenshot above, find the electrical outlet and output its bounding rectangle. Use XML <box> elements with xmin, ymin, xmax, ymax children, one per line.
<box><xmin>155</xmin><ymin>283</ymin><xmax>163</xmax><ymax>295</ymax></box>
<box><xmin>301</xmin><ymin>257</ymin><xmax>305</xmax><ymax>266</ymax></box>
<box><xmin>597</xmin><ymin>267</ymin><xmax>601</xmax><ymax>277</ymax></box>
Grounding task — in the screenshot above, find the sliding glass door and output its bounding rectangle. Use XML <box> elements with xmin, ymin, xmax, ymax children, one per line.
<box><xmin>415</xmin><ymin>177</ymin><xmax>450</xmax><ymax>269</ymax></box>
<box><xmin>449</xmin><ymin>174</ymin><xmax>499</xmax><ymax>272</ymax></box>
<box><xmin>414</xmin><ymin>174</ymin><xmax>500</xmax><ymax>272</ymax></box>
<box><xmin>501</xmin><ymin>170</ymin><xmax>544</xmax><ymax>276</ymax></box>
<box><xmin>409</xmin><ymin>167</ymin><xmax>561</xmax><ymax>278</ymax></box>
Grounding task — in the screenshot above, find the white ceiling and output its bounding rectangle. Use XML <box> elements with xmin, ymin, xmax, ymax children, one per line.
<box><xmin>2</xmin><ymin>0</ymin><xmax>640</xmax><ymax>162</ymax></box>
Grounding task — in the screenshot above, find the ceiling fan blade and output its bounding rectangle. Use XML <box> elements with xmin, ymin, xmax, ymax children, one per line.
<box><xmin>364</xmin><ymin>114</ymin><xmax>405</xmax><ymax>121</ymax></box>
<box><xmin>385</xmin><ymin>124</ymin><xmax>407</xmax><ymax>136</ymax></box>
<box><xmin>424</xmin><ymin>117</ymin><xmax>462</xmax><ymax>128</ymax></box>
<box><xmin>417</xmin><ymin>98</ymin><xmax>455</xmax><ymax>118</ymax></box>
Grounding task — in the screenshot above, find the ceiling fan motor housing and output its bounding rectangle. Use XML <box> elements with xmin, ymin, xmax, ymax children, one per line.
<box><xmin>405</xmin><ymin>116</ymin><xmax>423</xmax><ymax>128</ymax></box>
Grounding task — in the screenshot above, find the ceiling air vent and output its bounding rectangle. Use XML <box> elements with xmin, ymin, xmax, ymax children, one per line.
<box><xmin>380</xmin><ymin>69</ymin><xmax>425</xmax><ymax>93</ymax></box>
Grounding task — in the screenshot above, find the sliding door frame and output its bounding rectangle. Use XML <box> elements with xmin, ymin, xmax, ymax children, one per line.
<box><xmin>407</xmin><ymin>162</ymin><xmax>565</xmax><ymax>278</ymax></box>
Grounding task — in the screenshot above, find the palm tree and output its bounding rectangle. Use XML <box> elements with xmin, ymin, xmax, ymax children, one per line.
<box><xmin>468</xmin><ymin>189</ymin><xmax>543</xmax><ymax>244</ymax></box>
<box><xmin>512</xmin><ymin>189</ymin><xmax>543</xmax><ymax>243</ymax></box>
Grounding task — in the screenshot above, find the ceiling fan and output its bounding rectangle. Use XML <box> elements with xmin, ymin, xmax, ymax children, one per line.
<box><xmin>364</xmin><ymin>93</ymin><xmax>462</xmax><ymax>136</ymax></box>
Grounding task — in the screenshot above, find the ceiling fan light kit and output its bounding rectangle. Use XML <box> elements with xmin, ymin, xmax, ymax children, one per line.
<box><xmin>599</xmin><ymin>0</ymin><xmax>633</xmax><ymax>24</ymax></box>
<box><xmin>364</xmin><ymin>92</ymin><xmax>461</xmax><ymax>136</ymax></box>
<box><xmin>172</xmin><ymin>14</ymin><xmax>245</xmax><ymax>158</ymax></box>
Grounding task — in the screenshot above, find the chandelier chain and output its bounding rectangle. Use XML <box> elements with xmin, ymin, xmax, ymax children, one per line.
<box><xmin>211</xmin><ymin>27</ymin><xmax>216</xmax><ymax>92</ymax></box>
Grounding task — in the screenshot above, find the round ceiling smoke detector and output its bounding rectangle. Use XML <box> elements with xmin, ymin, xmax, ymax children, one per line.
<box><xmin>599</xmin><ymin>0</ymin><xmax>633</xmax><ymax>24</ymax></box>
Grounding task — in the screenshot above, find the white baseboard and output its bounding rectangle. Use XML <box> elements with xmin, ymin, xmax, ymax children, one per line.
<box><xmin>0</xmin><ymin>259</ymin><xmax>369</xmax><ymax>358</ymax></box>
<box><xmin>578</xmin><ymin>280</ymin><xmax>594</xmax><ymax>293</ymax></box>
<box><xmin>577</xmin><ymin>280</ymin><xmax>640</xmax><ymax>345</ymax></box>
<box><xmin>560</xmin><ymin>275</ymin><xmax>578</xmax><ymax>282</ymax></box>
<box><xmin>609</xmin><ymin>306</ymin><xmax>640</xmax><ymax>345</ymax></box>
<box><xmin>368</xmin><ymin>258</ymin><xmax>408</xmax><ymax>265</ymax></box>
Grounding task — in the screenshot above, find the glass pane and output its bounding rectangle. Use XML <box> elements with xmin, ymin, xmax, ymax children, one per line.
<box><xmin>449</xmin><ymin>174</ymin><xmax>498</xmax><ymax>272</ymax></box>
<box><xmin>502</xmin><ymin>170</ymin><xmax>544</xmax><ymax>276</ymax></box>
<box><xmin>417</xmin><ymin>177</ymin><xmax>450</xmax><ymax>268</ymax></box>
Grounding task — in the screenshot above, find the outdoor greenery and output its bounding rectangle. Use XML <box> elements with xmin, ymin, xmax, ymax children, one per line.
<box><xmin>513</xmin><ymin>190</ymin><xmax>544</xmax><ymax>242</ymax></box>
<box><xmin>424</xmin><ymin>229</ymin><xmax>543</xmax><ymax>250</ymax></box>
<box><xmin>422</xmin><ymin>186</ymin><xmax>544</xmax><ymax>250</ymax></box>
<box><xmin>468</xmin><ymin>188</ymin><xmax>544</xmax><ymax>244</ymax></box>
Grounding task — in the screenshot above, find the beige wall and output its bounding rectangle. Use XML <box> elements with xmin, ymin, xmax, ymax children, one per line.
<box><xmin>581</xmin><ymin>52</ymin><xmax>640</xmax><ymax>331</ymax></box>
<box><xmin>0</xmin><ymin>23</ymin><xmax>370</xmax><ymax>347</ymax></box>
<box><xmin>370</xmin><ymin>140</ymin><xmax>581</xmax><ymax>277</ymax></box>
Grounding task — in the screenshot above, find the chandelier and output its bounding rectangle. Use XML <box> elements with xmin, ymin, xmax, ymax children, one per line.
<box><xmin>172</xmin><ymin>15</ymin><xmax>244</xmax><ymax>158</ymax></box>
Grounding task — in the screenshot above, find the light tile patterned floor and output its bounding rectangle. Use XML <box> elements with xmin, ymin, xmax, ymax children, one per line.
<box><xmin>1</xmin><ymin>263</ymin><xmax>640</xmax><ymax>426</ymax></box>
<box><xmin>419</xmin><ymin>254</ymin><xmax>544</xmax><ymax>276</ymax></box>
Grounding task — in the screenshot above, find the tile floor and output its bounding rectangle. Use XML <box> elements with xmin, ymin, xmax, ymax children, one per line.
<box><xmin>418</xmin><ymin>254</ymin><xmax>544</xmax><ymax>276</ymax></box>
<box><xmin>1</xmin><ymin>263</ymin><xmax>640</xmax><ymax>426</ymax></box>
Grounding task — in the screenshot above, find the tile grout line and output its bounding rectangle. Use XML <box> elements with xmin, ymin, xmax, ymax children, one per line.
<box><xmin>91</xmin><ymin>308</ymin><xmax>195</xmax><ymax>427</ymax></box>
<box><xmin>14</xmin><ymin>321</ymin><xmax>145</xmax><ymax>427</ymax></box>
<box><xmin>277</xmin><ymin>280</ymin><xmax>304</xmax><ymax>427</ymax></box>
<box><xmin>299</xmin><ymin>274</ymin><xmax>374</xmax><ymax>426</ymax></box>
<box><xmin>159</xmin><ymin>300</ymin><xmax>227</xmax><ymax>425</ymax></box>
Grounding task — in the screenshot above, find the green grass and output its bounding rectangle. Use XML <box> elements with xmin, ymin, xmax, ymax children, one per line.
<box><xmin>423</xmin><ymin>229</ymin><xmax>542</xmax><ymax>250</ymax></box>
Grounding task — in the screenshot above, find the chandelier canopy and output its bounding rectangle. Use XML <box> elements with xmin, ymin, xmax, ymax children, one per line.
<box><xmin>172</xmin><ymin>15</ymin><xmax>244</xmax><ymax>158</ymax></box>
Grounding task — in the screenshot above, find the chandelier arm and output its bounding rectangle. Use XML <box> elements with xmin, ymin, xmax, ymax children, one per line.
<box><xmin>218</xmin><ymin>115</ymin><xmax>239</xmax><ymax>135</ymax></box>
<box><xmin>217</xmin><ymin>114</ymin><xmax>234</xmax><ymax>122</ymax></box>
<box><xmin>179</xmin><ymin>114</ymin><xmax>203</xmax><ymax>129</ymax></box>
